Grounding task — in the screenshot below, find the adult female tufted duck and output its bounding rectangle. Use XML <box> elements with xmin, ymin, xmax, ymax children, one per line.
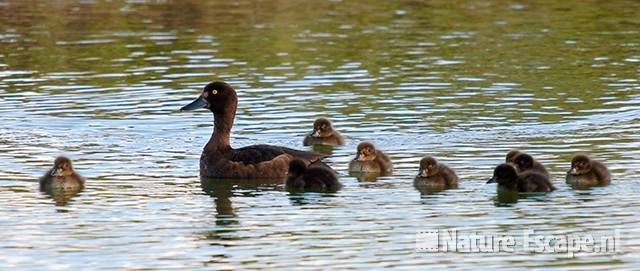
<box><xmin>180</xmin><ymin>81</ymin><xmax>327</xmax><ymax>179</ymax></box>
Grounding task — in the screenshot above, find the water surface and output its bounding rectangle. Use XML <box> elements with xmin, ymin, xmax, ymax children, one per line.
<box><xmin>1</xmin><ymin>0</ymin><xmax>639</xmax><ymax>270</ymax></box>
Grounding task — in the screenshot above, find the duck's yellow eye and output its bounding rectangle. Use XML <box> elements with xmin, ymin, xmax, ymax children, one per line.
<box><xmin>211</xmin><ymin>89</ymin><xmax>218</xmax><ymax>95</ymax></box>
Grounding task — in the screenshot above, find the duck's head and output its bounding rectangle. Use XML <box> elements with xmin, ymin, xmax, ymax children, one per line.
<box><xmin>288</xmin><ymin>159</ymin><xmax>307</xmax><ymax>176</ymax></box>
<box><xmin>354</xmin><ymin>141</ymin><xmax>377</xmax><ymax>161</ymax></box>
<box><xmin>487</xmin><ymin>163</ymin><xmax>518</xmax><ymax>184</ymax></box>
<box><xmin>513</xmin><ymin>153</ymin><xmax>534</xmax><ymax>172</ymax></box>
<box><xmin>310</xmin><ymin>118</ymin><xmax>335</xmax><ymax>138</ymax></box>
<box><xmin>180</xmin><ymin>81</ymin><xmax>238</xmax><ymax>114</ymax></box>
<box><xmin>51</xmin><ymin>156</ymin><xmax>74</xmax><ymax>177</ymax></box>
<box><xmin>505</xmin><ymin>149</ymin><xmax>522</xmax><ymax>163</ymax></box>
<box><xmin>568</xmin><ymin>154</ymin><xmax>592</xmax><ymax>175</ymax></box>
<box><xmin>418</xmin><ymin>156</ymin><xmax>439</xmax><ymax>177</ymax></box>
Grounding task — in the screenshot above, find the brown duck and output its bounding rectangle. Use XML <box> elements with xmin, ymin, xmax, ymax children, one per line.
<box><xmin>487</xmin><ymin>163</ymin><xmax>555</xmax><ymax>193</ymax></box>
<box><xmin>303</xmin><ymin>117</ymin><xmax>345</xmax><ymax>146</ymax></box>
<box><xmin>180</xmin><ymin>81</ymin><xmax>327</xmax><ymax>179</ymax></box>
<box><xmin>286</xmin><ymin>159</ymin><xmax>342</xmax><ymax>192</ymax></box>
<box><xmin>566</xmin><ymin>154</ymin><xmax>611</xmax><ymax>187</ymax></box>
<box><xmin>414</xmin><ymin>155</ymin><xmax>458</xmax><ymax>189</ymax></box>
<box><xmin>348</xmin><ymin>141</ymin><xmax>393</xmax><ymax>174</ymax></box>
<box><xmin>511</xmin><ymin>152</ymin><xmax>550</xmax><ymax>178</ymax></box>
<box><xmin>39</xmin><ymin>156</ymin><xmax>85</xmax><ymax>191</ymax></box>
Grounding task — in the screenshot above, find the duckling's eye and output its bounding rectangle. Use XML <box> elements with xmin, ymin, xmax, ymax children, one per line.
<box><xmin>211</xmin><ymin>89</ymin><xmax>218</xmax><ymax>95</ymax></box>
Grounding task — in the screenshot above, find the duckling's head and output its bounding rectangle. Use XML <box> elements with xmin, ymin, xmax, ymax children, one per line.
<box><xmin>506</xmin><ymin>149</ymin><xmax>522</xmax><ymax>163</ymax></box>
<box><xmin>513</xmin><ymin>153</ymin><xmax>534</xmax><ymax>171</ymax></box>
<box><xmin>487</xmin><ymin>163</ymin><xmax>518</xmax><ymax>184</ymax></box>
<box><xmin>51</xmin><ymin>156</ymin><xmax>74</xmax><ymax>177</ymax></box>
<box><xmin>355</xmin><ymin>142</ymin><xmax>377</xmax><ymax>161</ymax></box>
<box><xmin>288</xmin><ymin>159</ymin><xmax>308</xmax><ymax>176</ymax></box>
<box><xmin>180</xmin><ymin>81</ymin><xmax>238</xmax><ymax>114</ymax></box>
<box><xmin>310</xmin><ymin>118</ymin><xmax>335</xmax><ymax>137</ymax></box>
<box><xmin>568</xmin><ymin>154</ymin><xmax>592</xmax><ymax>175</ymax></box>
<box><xmin>418</xmin><ymin>156</ymin><xmax>440</xmax><ymax>177</ymax></box>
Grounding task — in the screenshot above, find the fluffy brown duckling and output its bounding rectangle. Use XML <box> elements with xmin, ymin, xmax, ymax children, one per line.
<box><xmin>303</xmin><ymin>118</ymin><xmax>344</xmax><ymax>146</ymax></box>
<box><xmin>512</xmin><ymin>152</ymin><xmax>550</xmax><ymax>178</ymax></box>
<box><xmin>487</xmin><ymin>163</ymin><xmax>555</xmax><ymax>193</ymax></box>
<box><xmin>566</xmin><ymin>154</ymin><xmax>611</xmax><ymax>187</ymax></box>
<box><xmin>286</xmin><ymin>159</ymin><xmax>341</xmax><ymax>192</ymax></box>
<box><xmin>348</xmin><ymin>141</ymin><xmax>393</xmax><ymax>174</ymax></box>
<box><xmin>414</xmin><ymin>156</ymin><xmax>458</xmax><ymax>189</ymax></box>
<box><xmin>505</xmin><ymin>149</ymin><xmax>522</xmax><ymax>163</ymax></box>
<box><xmin>39</xmin><ymin>156</ymin><xmax>85</xmax><ymax>191</ymax></box>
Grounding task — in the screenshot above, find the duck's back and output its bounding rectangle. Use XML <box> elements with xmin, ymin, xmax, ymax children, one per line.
<box><xmin>226</xmin><ymin>144</ymin><xmax>326</xmax><ymax>164</ymax></box>
<box><xmin>530</xmin><ymin>161</ymin><xmax>550</xmax><ymax>178</ymax></box>
<box><xmin>374</xmin><ymin>150</ymin><xmax>393</xmax><ymax>173</ymax></box>
<box><xmin>439</xmin><ymin>165</ymin><xmax>459</xmax><ymax>186</ymax></box>
<box><xmin>592</xmin><ymin>160</ymin><xmax>611</xmax><ymax>185</ymax></box>
<box><xmin>518</xmin><ymin>172</ymin><xmax>555</xmax><ymax>192</ymax></box>
<box><xmin>201</xmin><ymin>144</ymin><xmax>327</xmax><ymax>179</ymax></box>
<box><xmin>304</xmin><ymin>167</ymin><xmax>340</xmax><ymax>191</ymax></box>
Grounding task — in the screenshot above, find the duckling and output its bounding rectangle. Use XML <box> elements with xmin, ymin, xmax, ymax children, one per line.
<box><xmin>487</xmin><ymin>163</ymin><xmax>555</xmax><ymax>193</ymax></box>
<box><xmin>505</xmin><ymin>149</ymin><xmax>522</xmax><ymax>163</ymax></box>
<box><xmin>566</xmin><ymin>154</ymin><xmax>611</xmax><ymax>186</ymax></box>
<box><xmin>303</xmin><ymin>118</ymin><xmax>345</xmax><ymax>146</ymax></box>
<box><xmin>286</xmin><ymin>159</ymin><xmax>341</xmax><ymax>192</ymax></box>
<box><xmin>414</xmin><ymin>156</ymin><xmax>458</xmax><ymax>189</ymax></box>
<box><xmin>512</xmin><ymin>153</ymin><xmax>550</xmax><ymax>178</ymax></box>
<box><xmin>39</xmin><ymin>156</ymin><xmax>85</xmax><ymax>191</ymax></box>
<box><xmin>348</xmin><ymin>141</ymin><xmax>393</xmax><ymax>174</ymax></box>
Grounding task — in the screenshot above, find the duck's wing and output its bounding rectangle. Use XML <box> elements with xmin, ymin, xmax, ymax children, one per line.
<box><xmin>227</xmin><ymin>144</ymin><xmax>327</xmax><ymax>165</ymax></box>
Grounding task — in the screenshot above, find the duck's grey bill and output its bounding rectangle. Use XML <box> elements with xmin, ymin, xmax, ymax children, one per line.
<box><xmin>180</xmin><ymin>96</ymin><xmax>207</xmax><ymax>111</ymax></box>
<box><xmin>486</xmin><ymin>177</ymin><xmax>496</xmax><ymax>184</ymax></box>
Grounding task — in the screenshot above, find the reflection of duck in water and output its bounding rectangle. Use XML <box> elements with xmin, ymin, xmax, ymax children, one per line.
<box><xmin>39</xmin><ymin>157</ymin><xmax>85</xmax><ymax>206</ymax></box>
<box><xmin>348</xmin><ymin>142</ymin><xmax>392</xmax><ymax>175</ymax></box>
<box><xmin>200</xmin><ymin>177</ymin><xmax>283</xmax><ymax>226</ymax></box>
<box><xmin>303</xmin><ymin>118</ymin><xmax>345</xmax><ymax>146</ymax></box>
<box><xmin>487</xmin><ymin>163</ymin><xmax>555</xmax><ymax>193</ymax></box>
<box><xmin>180</xmin><ymin>81</ymin><xmax>327</xmax><ymax>179</ymax></box>
<box><xmin>566</xmin><ymin>154</ymin><xmax>611</xmax><ymax>187</ymax></box>
<box><xmin>413</xmin><ymin>156</ymin><xmax>458</xmax><ymax>192</ymax></box>
<box><xmin>286</xmin><ymin>159</ymin><xmax>341</xmax><ymax>192</ymax></box>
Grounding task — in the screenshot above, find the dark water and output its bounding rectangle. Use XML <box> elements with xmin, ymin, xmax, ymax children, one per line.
<box><xmin>1</xmin><ymin>0</ymin><xmax>639</xmax><ymax>269</ymax></box>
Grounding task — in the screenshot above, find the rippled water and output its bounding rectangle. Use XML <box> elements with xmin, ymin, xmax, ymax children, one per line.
<box><xmin>1</xmin><ymin>0</ymin><xmax>640</xmax><ymax>269</ymax></box>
